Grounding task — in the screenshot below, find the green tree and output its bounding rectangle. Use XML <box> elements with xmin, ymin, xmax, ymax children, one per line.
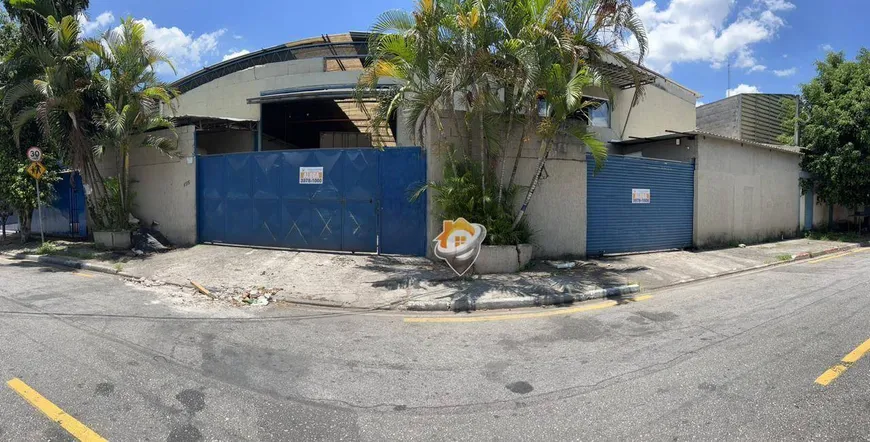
<box><xmin>359</xmin><ymin>0</ymin><xmax>649</xmax><ymax>232</ymax></box>
<box><xmin>0</xmin><ymin>8</ymin><xmax>59</xmax><ymax>242</ymax></box>
<box><xmin>795</xmin><ymin>50</ymin><xmax>870</xmax><ymax>211</ymax></box>
<box><xmin>1</xmin><ymin>11</ymin><xmax>111</xmax><ymax>229</ymax></box>
<box><xmin>86</xmin><ymin>17</ymin><xmax>178</xmax><ymax>228</ymax></box>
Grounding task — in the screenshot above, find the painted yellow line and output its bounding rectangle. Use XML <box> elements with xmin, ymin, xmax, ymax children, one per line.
<box><xmin>807</xmin><ymin>248</ymin><xmax>867</xmax><ymax>264</ymax></box>
<box><xmin>72</xmin><ymin>272</ymin><xmax>94</xmax><ymax>278</ymax></box>
<box><xmin>6</xmin><ymin>378</ymin><xmax>108</xmax><ymax>442</ymax></box>
<box><xmin>404</xmin><ymin>296</ymin><xmax>651</xmax><ymax>324</ymax></box>
<box><xmin>815</xmin><ymin>337</ymin><xmax>870</xmax><ymax>386</ymax></box>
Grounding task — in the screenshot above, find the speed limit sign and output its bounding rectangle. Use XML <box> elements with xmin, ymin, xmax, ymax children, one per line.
<box><xmin>26</xmin><ymin>146</ymin><xmax>42</xmax><ymax>163</ymax></box>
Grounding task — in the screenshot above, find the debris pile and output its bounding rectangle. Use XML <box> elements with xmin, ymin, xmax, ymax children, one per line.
<box><xmin>233</xmin><ymin>287</ymin><xmax>281</xmax><ymax>306</ymax></box>
<box><xmin>131</xmin><ymin>227</ymin><xmax>172</xmax><ymax>255</ymax></box>
<box><xmin>127</xmin><ymin>277</ymin><xmax>166</xmax><ymax>287</ymax></box>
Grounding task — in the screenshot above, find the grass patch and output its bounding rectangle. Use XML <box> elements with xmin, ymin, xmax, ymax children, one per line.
<box><xmin>804</xmin><ymin>230</ymin><xmax>867</xmax><ymax>243</ymax></box>
<box><xmin>60</xmin><ymin>248</ymin><xmax>97</xmax><ymax>260</ymax></box>
<box><xmin>113</xmin><ymin>262</ymin><xmax>124</xmax><ymax>272</ymax></box>
<box><xmin>35</xmin><ymin>241</ymin><xmax>60</xmax><ymax>255</ymax></box>
<box><xmin>776</xmin><ymin>254</ymin><xmax>793</xmax><ymax>262</ymax></box>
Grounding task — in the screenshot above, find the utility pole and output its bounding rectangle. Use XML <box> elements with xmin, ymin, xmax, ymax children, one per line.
<box><xmin>727</xmin><ymin>60</ymin><xmax>731</xmax><ymax>96</ymax></box>
<box><xmin>794</xmin><ymin>95</ymin><xmax>801</xmax><ymax>146</ymax></box>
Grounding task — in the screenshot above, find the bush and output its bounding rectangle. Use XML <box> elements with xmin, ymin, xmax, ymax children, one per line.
<box><xmin>94</xmin><ymin>177</ymin><xmax>136</xmax><ymax>231</ymax></box>
<box><xmin>35</xmin><ymin>241</ymin><xmax>59</xmax><ymax>255</ymax></box>
<box><xmin>417</xmin><ymin>154</ymin><xmax>532</xmax><ymax>246</ymax></box>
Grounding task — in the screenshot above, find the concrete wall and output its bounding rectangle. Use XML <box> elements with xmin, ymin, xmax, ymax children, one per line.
<box><xmin>175</xmin><ymin>58</ymin><xmax>331</xmax><ymax>120</ymax></box>
<box><xmin>423</xmin><ymin>112</ymin><xmax>587</xmax><ymax>259</ymax></box>
<box><xmin>612</xmin><ymin>79</ymin><xmax>698</xmax><ymax>140</ymax></box>
<box><xmin>197</xmin><ymin>130</ymin><xmax>255</xmax><ymax>155</ymax></box>
<box><xmin>507</xmin><ymin>141</ymin><xmax>587</xmax><ymax>258</ymax></box>
<box><xmin>694</xmin><ymin>136</ymin><xmax>801</xmax><ymax>247</ymax></box>
<box><xmin>96</xmin><ymin>126</ymin><xmax>198</xmax><ymax>246</ymax></box>
<box><xmin>696</xmin><ymin>96</ymin><xmax>740</xmax><ymax>139</ymax></box>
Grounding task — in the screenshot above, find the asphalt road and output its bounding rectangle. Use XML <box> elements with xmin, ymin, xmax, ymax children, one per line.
<box><xmin>0</xmin><ymin>248</ymin><xmax>868</xmax><ymax>441</ymax></box>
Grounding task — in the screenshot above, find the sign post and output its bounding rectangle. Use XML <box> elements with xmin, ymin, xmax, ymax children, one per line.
<box><xmin>26</xmin><ymin>147</ymin><xmax>45</xmax><ymax>245</ymax></box>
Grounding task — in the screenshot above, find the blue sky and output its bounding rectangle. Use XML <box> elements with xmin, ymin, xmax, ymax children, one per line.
<box><xmin>80</xmin><ymin>0</ymin><xmax>863</xmax><ymax>104</ymax></box>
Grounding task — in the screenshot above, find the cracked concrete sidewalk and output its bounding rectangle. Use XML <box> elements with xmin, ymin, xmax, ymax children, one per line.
<box><xmin>1</xmin><ymin>237</ymin><xmax>860</xmax><ymax>311</ymax></box>
<box><xmin>80</xmin><ymin>239</ymin><xmax>870</xmax><ymax>309</ymax></box>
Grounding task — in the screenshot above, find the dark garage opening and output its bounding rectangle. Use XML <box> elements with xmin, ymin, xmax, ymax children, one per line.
<box><xmin>260</xmin><ymin>98</ymin><xmax>397</xmax><ymax>150</ymax></box>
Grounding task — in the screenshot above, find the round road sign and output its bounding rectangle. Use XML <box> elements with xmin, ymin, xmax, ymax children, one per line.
<box><xmin>27</xmin><ymin>146</ymin><xmax>43</xmax><ymax>163</ymax></box>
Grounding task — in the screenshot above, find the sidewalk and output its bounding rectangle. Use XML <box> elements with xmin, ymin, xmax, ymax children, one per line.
<box><xmin>1</xmin><ymin>237</ymin><xmax>862</xmax><ymax>311</ymax></box>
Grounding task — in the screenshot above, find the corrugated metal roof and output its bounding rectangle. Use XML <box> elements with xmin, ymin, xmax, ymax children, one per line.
<box><xmin>611</xmin><ymin>130</ymin><xmax>802</xmax><ymax>156</ymax></box>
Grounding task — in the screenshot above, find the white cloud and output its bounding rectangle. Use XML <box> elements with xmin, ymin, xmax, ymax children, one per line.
<box><xmin>77</xmin><ymin>11</ymin><xmax>115</xmax><ymax>36</ymax></box>
<box><xmin>233</xmin><ymin>34</ymin><xmax>244</xmax><ymax>40</ymax></box>
<box><xmin>773</xmin><ymin>67</ymin><xmax>797</xmax><ymax>77</ymax></box>
<box><xmin>121</xmin><ymin>19</ymin><xmax>226</xmax><ymax>76</ymax></box>
<box><xmin>820</xmin><ymin>43</ymin><xmax>834</xmax><ymax>52</ymax></box>
<box><xmin>222</xmin><ymin>49</ymin><xmax>251</xmax><ymax>61</ymax></box>
<box><xmin>696</xmin><ymin>101</ymin><xmax>705</xmax><ymax>107</ymax></box>
<box><xmin>759</xmin><ymin>0</ymin><xmax>797</xmax><ymax>11</ymax></box>
<box><xmin>748</xmin><ymin>65</ymin><xmax>766</xmax><ymax>73</ymax></box>
<box><xmin>726</xmin><ymin>84</ymin><xmax>762</xmax><ymax>97</ymax></box>
<box><xmin>632</xmin><ymin>0</ymin><xmax>795</xmax><ymax>74</ymax></box>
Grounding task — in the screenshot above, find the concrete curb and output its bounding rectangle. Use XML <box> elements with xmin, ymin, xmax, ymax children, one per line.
<box><xmin>4</xmin><ymin>242</ymin><xmax>866</xmax><ymax>313</ymax></box>
<box><xmin>645</xmin><ymin>243</ymin><xmax>867</xmax><ymax>293</ymax></box>
<box><xmin>405</xmin><ymin>284</ymin><xmax>641</xmax><ymax>312</ymax></box>
<box><xmin>3</xmin><ymin>253</ymin><xmax>132</xmax><ymax>276</ymax></box>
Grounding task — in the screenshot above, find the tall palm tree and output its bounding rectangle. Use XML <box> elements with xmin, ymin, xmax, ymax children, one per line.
<box><xmin>357</xmin><ymin>0</ymin><xmax>451</xmax><ymax>147</ymax></box>
<box><xmin>361</xmin><ymin>0</ymin><xmax>650</xmax><ymax>230</ymax></box>
<box><xmin>510</xmin><ymin>0</ymin><xmax>649</xmax><ymax>227</ymax></box>
<box><xmin>85</xmin><ymin>17</ymin><xmax>178</xmax><ymax>224</ymax></box>
<box><xmin>1</xmin><ymin>14</ymin><xmax>112</xmax><ymax>228</ymax></box>
<box><xmin>4</xmin><ymin>0</ymin><xmax>90</xmax><ymax>44</ymax></box>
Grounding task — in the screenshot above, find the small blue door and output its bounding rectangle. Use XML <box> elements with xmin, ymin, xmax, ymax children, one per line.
<box><xmin>804</xmin><ymin>188</ymin><xmax>814</xmax><ymax>230</ymax></box>
<box><xmin>586</xmin><ymin>154</ymin><xmax>695</xmax><ymax>256</ymax></box>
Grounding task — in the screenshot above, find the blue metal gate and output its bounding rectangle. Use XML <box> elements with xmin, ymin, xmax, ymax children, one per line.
<box><xmin>586</xmin><ymin>154</ymin><xmax>694</xmax><ymax>256</ymax></box>
<box><xmin>197</xmin><ymin>147</ymin><xmax>427</xmax><ymax>256</ymax></box>
<box><xmin>30</xmin><ymin>171</ymin><xmax>87</xmax><ymax>238</ymax></box>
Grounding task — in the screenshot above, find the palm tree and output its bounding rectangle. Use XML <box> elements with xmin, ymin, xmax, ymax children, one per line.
<box><xmin>361</xmin><ymin>0</ymin><xmax>649</xmax><ymax>232</ymax></box>
<box><xmin>85</xmin><ymin>17</ymin><xmax>178</xmax><ymax>225</ymax></box>
<box><xmin>1</xmin><ymin>14</ymin><xmax>112</xmax><ymax>228</ymax></box>
<box><xmin>357</xmin><ymin>0</ymin><xmax>451</xmax><ymax>147</ymax></box>
<box><xmin>509</xmin><ymin>0</ymin><xmax>649</xmax><ymax>227</ymax></box>
<box><xmin>4</xmin><ymin>0</ymin><xmax>90</xmax><ymax>44</ymax></box>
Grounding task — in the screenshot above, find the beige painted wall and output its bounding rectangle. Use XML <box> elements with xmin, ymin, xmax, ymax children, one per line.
<box><xmin>611</xmin><ymin>79</ymin><xmax>698</xmax><ymax>140</ymax></box>
<box><xmin>694</xmin><ymin>136</ymin><xmax>801</xmax><ymax>247</ymax></box>
<box><xmin>175</xmin><ymin>58</ymin><xmax>332</xmax><ymax>120</ymax></box>
<box><xmin>96</xmin><ymin>126</ymin><xmax>198</xmax><ymax>245</ymax></box>
<box><xmin>173</xmin><ymin>58</ymin><xmax>410</xmax><ymax>148</ymax></box>
<box><xmin>423</xmin><ymin>112</ymin><xmax>587</xmax><ymax>259</ymax></box>
<box><xmin>507</xmin><ymin>143</ymin><xmax>587</xmax><ymax>258</ymax></box>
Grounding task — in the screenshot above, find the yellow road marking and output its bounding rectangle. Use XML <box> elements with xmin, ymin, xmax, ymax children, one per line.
<box><xmin>807</xmin><ymin>248</ymin><xmax>867</xmax><ymax>264</ymax></box>
<box><xmin>404</xmin><ymin>296</ymin><xmax>651</xmax><ymax>324</ymax></box>
<box><xmin>815</xmin><ymin>337</ymin><xmax>870</xmax><ymax>386</ymax></box>
<box><xmin>72</xmin><ymin>272</ymin><xmax>94</xmax><ymax>278</ymax></box>
<box><xmin>6</xmin><ymin>378</ymin><xmax>108</xmax><ymax>442</ymax></box>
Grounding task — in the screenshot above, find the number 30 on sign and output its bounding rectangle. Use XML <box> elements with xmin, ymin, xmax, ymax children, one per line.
<box><xmin>27</xmin><ymin>146</ymin><xmax>43</xmax><ymax>162</ymax></box>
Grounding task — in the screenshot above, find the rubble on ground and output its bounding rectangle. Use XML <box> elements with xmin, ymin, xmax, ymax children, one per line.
<box><xmin>126</xmin><ymin>277</ymin><xmax>166</xmax><ymax>288</ymax></box>
<box><xmin>131</xmin><ymin>227</ymin><xmax>172</xmax><ymax>254</ymax></box>
<box><xmin>232</xmin><ymin>286</ymin><xmax>281</xmax><ymax>306</ymax></box>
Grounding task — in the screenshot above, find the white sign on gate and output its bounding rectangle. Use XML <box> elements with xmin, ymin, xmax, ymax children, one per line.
<box><xmin>632</xmin><ymin>188</ymin><xmax>651</xmax><ymax>204</ymax></box>
<box><xmin>299</xmin><ymin>166</ymin><xmax>324</xmax><ymax>184</ymax></box>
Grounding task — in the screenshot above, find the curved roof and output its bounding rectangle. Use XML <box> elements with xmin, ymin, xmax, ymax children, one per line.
<box><xmin>171</xmin><ymin>32</ymin><xmax>372</xmax><ymax>93</ymax></box>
